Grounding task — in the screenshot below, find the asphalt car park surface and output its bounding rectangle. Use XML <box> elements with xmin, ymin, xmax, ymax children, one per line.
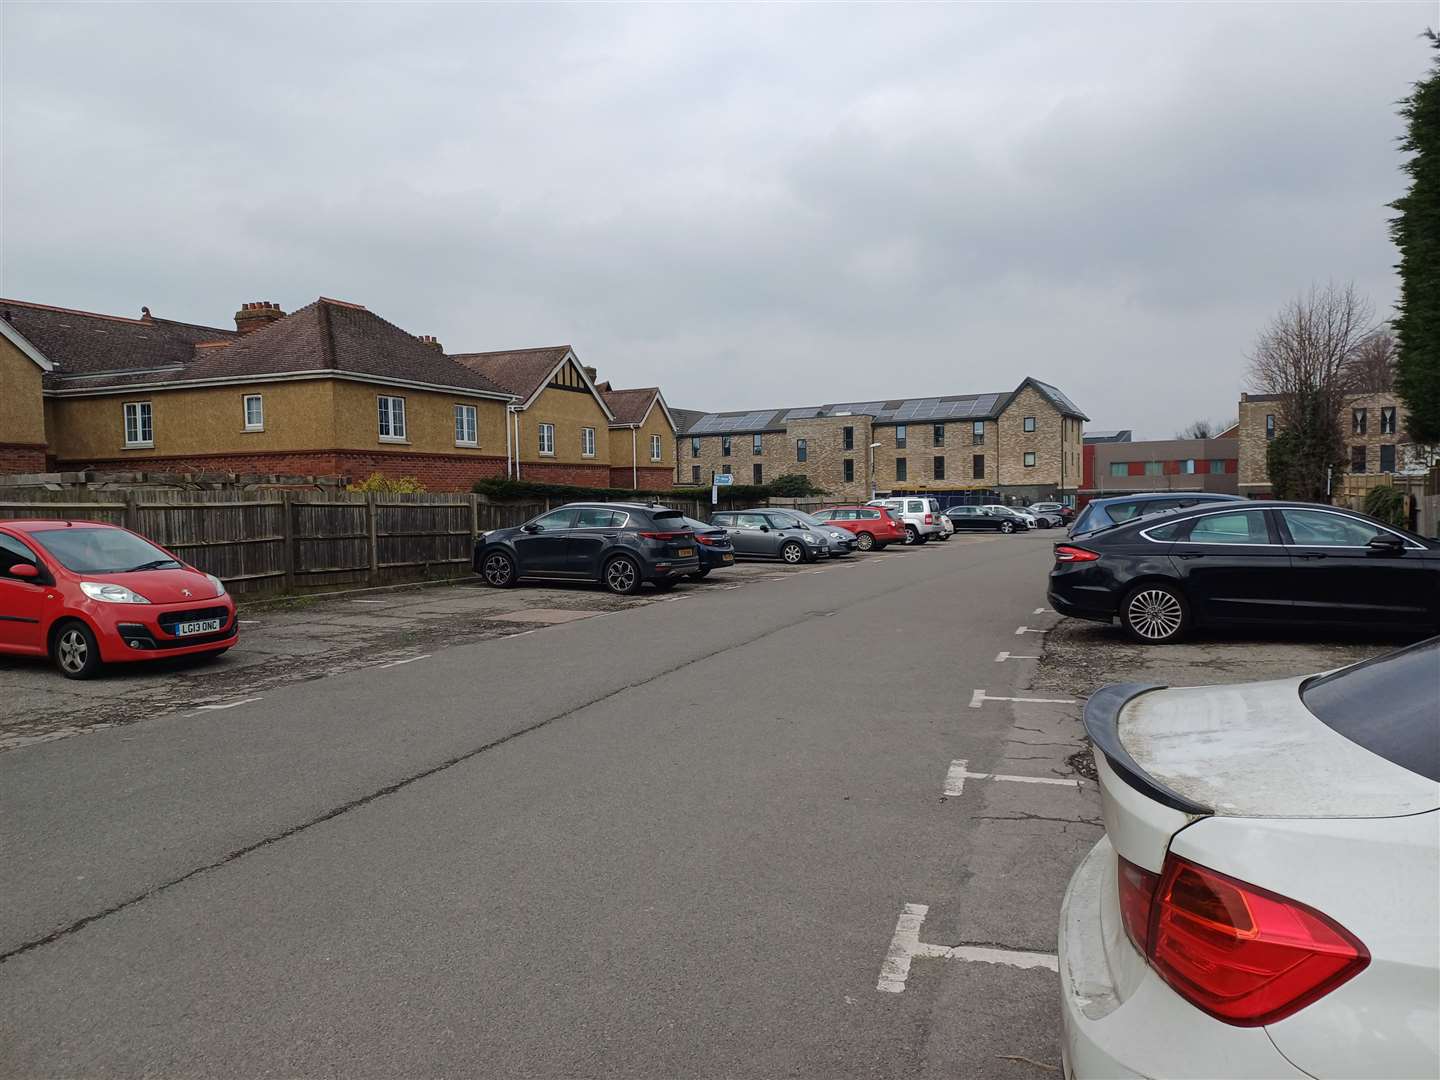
<box><xmin>0</xmin><ymin>529</ymin><xmax>1414</xmax><ymax>1078</ymax></box>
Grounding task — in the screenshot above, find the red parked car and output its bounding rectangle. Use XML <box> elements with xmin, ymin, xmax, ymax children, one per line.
<box><xmin>0</xmin><ymin>519</ymin><xmax>237</xmax><ymax>679</ymax></box>
<box><xmin>808</xmin><ymin>506</ymin><xmax>908</xmax><ymax>551</ymax></box>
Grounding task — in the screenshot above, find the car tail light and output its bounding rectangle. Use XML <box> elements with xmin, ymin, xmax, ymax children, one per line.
<box><xmin>1117</xmin><ymin>856</ymin><xmax>1160</xmax><ymax>955</ymax></box>
<box><xmin>924</xmin><ymin>513</ymin><xmax>933</xmax><ymax>524</ymax></box>
<box><xmin>695</xmin><ymin>534</ymin><xmax>723</xmax><ymax>547</ymax></box>
<box><xmin>1054</xmin><ymin>545</ymin><xmax>1099</xmax><ymax>563</ymax></box>
<box><xmin>1123</xmin><ymin>853</ymin><xmax>1369</xmax><ymax>1027</ymax></box>
<box><xmin>640</xmin><ymin>531</ymin><xmax>689</xmax><ymax>541</ymax></box>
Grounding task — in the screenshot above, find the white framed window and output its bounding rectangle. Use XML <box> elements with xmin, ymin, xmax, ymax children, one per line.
<box><xmin>378</xmin><ymin>395</ymin><xmax>407</xmax><ymax>441</ymax></box>
<box><xmin>243</xmin><ymin>394</ymin><xmax>264</xmax><ymax>432</ymax></box>
<box><xmin>581</xmin><ymin>426</ymin><xmax>596</xmax><ymax>457</ymax></box>
<box><xmin>650</xmin><ymin>433</ymin><xmax>662</xmax><ymax>461</ymax></box>
<box><xmin>538</xmin><ymin>423</ymin><xmax>555</xmax><ymax>456</ymax></box>
<box><xmin>1023</xmin><ymin>451</ymin><xmax>1037</xmax><ymax>467</ymax></box>
<box><xmin>123</xmin><ymin>401</ymin><xmax>153</xmax><ymax>447</ymax></box>
<box><xmin>454</xmin><ymin>404</ymin><xmax>478</xmax><ymax>447</ymax></box>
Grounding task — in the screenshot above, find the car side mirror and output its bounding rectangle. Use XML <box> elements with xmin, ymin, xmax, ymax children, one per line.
<box><xmin>759</xmin><ymin>524</ymin><xmax>769</xmax><ymax>532</ymax></box>
<box><xmin>1366</xmin><ymin>536</ymin><xmax>1405</xmax><ymax>555</ymax></box>
<box><xmin>9</xmin><ymin>563</ymin><xmax>39</xmax><ymax>579</ymax></box>
<box><xmin>522</xmin><ymin>523</ymin><xmax>542</xmax><ymax>534</ymax></box>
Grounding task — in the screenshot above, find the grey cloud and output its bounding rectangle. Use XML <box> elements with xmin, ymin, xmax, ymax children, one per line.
<box><xmin>1</xmin><ymin>1</ymin><xmax>1428</xmax><ymax>436</ymax></box>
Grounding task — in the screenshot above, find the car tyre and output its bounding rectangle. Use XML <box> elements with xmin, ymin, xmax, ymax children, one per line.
<box><xmin>1120</xmin><ymin>582</ymin><xmax>1190</xmax><ymax>645</ymax></box>
<box><xmin>480</xmin><ymin>549</ymin><xmax>518</xmax><ymax>588</ymax></box>
<box><xmin>688</xmin><ymin>568</ymin><xmax>711</xmax><ymax>580</ymax></box>
<box><xmin>855</xmin><ymin>531</ymin><xmax>875</xmax><ymax>552</ymax></box>
<box><xmin>780</xmin><ymin>541</ymin><xmax>806</xmax><ymax>564</ymax></box>
<box><xmin>52</xmin><ymin>620</ymin><xmax>102</xmax><ymax>680</ymax></box>
<box><xmin>603</xmin><ymin>554</ymin><xmax>642</xmax><ymax>595</ymax></box>
<box><xmin>1000</xmin><ymin>520</ymin><xmax>1016</xmax><ymax>534</ymax></box>
<box><xmin>903</xmin><ymin>525</ymin><xmax>919</xmax><ymax>545</ymax></box>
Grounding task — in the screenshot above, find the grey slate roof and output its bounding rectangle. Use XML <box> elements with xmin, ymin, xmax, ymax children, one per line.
<box><xmin>678</xmin><ymin>377</ymin><xmax>1088</xmax><ymax>435</ymax></box>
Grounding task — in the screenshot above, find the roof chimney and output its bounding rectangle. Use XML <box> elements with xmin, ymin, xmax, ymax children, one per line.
<box><xmin>234</xmin><ymin>301</ymin><xmax>285</xmax><ymax>335</ymax></box>
<box><xmin>596</xmin><ymin>380</ymin><xmax>612</xmax><ymax>392</ymax></box>
<box><xmin>417</xmin><ymin>334</ymin><xmax>443</xmax><ymax>351</ymax></box>
<box><xmin>583</xmin><ymin>365</ymin><xmax>598</xmax><ymax>383</ymax></box>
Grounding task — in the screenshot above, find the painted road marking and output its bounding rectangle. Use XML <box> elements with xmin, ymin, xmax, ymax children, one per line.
<box><xmin>238</xmin><ymin>619</ymin><xmax>261</xmax><ymax>626</ymax></box>
<box><xmin>351</xmin><ymin>599</ymin><xmax>387</xmax><ymax>605</ymax></box>
<box><xmin>944</xmin><ymin>759</ymin><xmax>1082</xmax><ymax>795</ymax></box>
<box><xmin>970</xmin><ymin>689</ymin><xmax>1077</xmax><ymax>709</ymax></box>
<box><xmin>876</xmin><ymin>903</ymin><xmax>928</xmax><ymax>992</ymax></box>
<box><xmin>913</xmin><ymin>942</ymin><xmax>1059</xmax><ymax>971</ymax></box>
<box><xmin>1033</xmin><ymin>607</ymin><xmax>1051</xmax><ymax>615</ymax></box>
<box><xmin>994</xmin><ymin>651</ymin><xmax>1040</xmax><ymax>662</ymax></box>
<box><xmin>877</xmin><ymin>903</ymin><xmax>1057</xmax><ymax>992</ymax></box>
<box><xmin>377</xmin><ymin>654</ymin><xmax>430</xmax><ymax>669</ymax></box>
<box><xmin>186</xmin><ymin>696</ymin><xmax>261</xmax><ymax>717</ymax></box>
<box><xmin>1014</xmin><ymin>625</ymin><xmax>1047</xmax><ymax>635</ymax></box>
<box><xmin>722</xmin><ymin>584</ymin><xmax>743</xmax><ymax>590</ymax></box>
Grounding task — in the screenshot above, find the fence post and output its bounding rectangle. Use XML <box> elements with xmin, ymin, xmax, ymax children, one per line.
<box><xmin>281</xmin><ymin>492</ymin><xmax>297</xmax><ymax>593</ymax></box>
<box><xmin>469</xmin><ymin>493</ymin><xmax>480</xmax><ymax>541</ymax></box>
<box><xmin>124</xmin><ymin>492</ymin><xmax>140</xmax><ymax>532</ymax></box>
<box><xmin>366</xmin><ymin>493</ymin><xmax>380</xmax><ymax>585</ymax></box>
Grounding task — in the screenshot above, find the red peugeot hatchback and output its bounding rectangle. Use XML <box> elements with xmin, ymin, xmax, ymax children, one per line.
<box><xmin>0</xmin><ymin>519</ymin><xmax>238</xmax><ymax>679</ymax></box>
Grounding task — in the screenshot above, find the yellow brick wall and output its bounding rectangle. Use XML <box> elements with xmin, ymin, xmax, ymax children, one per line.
<box><xmin>514</xmin><ymin>384</ymin><xmax>613</xmax><ymax>466</ymax></box>
<box><xmin>329</xmin><ymin>380</ymin><xmax>505</xmax><ymax>455</ymax></box>
<box><xmin>0</xmin><ymin>337</ymin><xmax>47</xmax><ymax>445</ymax></box>
<box><xmin>608</xmin><ymin>399</ymin><xmax>677</xmax><ymax>471</ymax></box>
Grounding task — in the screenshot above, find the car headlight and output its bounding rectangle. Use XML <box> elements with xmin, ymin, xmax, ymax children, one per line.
<box><xmin>80</xmin><ymin>581</ymin><xmax>151</xmax><ymax>604</ymax></box>
<box><xmin>802</xmin><ymin>533</ymin><xmax>819</xmax><ymax>543</ymax></box>
<box><xmin>206</xmin><ymin>573</ymin><xmax>227</xmax><ymax>598</ymax></box>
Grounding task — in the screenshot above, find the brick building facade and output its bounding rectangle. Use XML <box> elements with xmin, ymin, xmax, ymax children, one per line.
<box><xmin>1237</xmin><ymin>390</ymin><xmax>1417</xmax><ymax>497</ymax></box>
<box><xmin>677</xmin><ymin>377</ymin><xmax>1086</xmax><ymax>503</ymax></box>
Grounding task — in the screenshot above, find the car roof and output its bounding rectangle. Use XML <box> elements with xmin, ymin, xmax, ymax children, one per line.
<box><xmin>558</xmin><ymin>501</ymin><xmax>668</xmax><ymax>512</ymax></box>
<box><xmin>1085</xmin><ymin>492</ymin><xmax>1243</xmax><ymax>508</ymax></box>
<box><xmin>1095</xmin><ymin>499</ymin><xmax>1430</xmax><ymax>541</ymax></box>
<box><xmin>0</xmin><ymin>519</ymin><xmax>119</xmax><ymax>533</ymax></box>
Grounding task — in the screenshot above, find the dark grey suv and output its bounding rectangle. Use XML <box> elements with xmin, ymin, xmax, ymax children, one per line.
<box><xmin>474</xmin><ymin>503</ymin><xmax>700</xmax><ymax>594</ymax></box>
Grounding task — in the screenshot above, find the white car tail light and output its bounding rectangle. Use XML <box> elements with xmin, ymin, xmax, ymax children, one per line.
<box><xmin>1118</xmin><ymin>853</ymin><xmax>1369</xmax><ymax>1026</ymax></box>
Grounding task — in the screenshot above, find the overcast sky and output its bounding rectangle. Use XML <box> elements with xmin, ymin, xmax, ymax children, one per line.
<box><xmin>2</xmin><ymin>3</ymin><xmax>1429</xmax><ymax>437</ymax></box>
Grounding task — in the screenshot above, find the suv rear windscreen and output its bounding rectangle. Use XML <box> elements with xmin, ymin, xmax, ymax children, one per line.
<box><xmin>1300</xmin><ymin>638</ymin><xmax>1440</xmax><ymax>781</ymax></box>
<box><xmin>649</xmin><ymin>510</ymin><xmax>689</xmax><ymax>528</ymax></box>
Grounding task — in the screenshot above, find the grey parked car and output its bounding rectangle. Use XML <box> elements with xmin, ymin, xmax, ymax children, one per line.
<box><xmin>710</xmin><ymin>510</ymin><xmax>830</xmax><ymax>563</ymax></box>
<box><xmin>763</xmin><ymin>509</ymin><xmax>858</xmax><ymax>557</ymax></box>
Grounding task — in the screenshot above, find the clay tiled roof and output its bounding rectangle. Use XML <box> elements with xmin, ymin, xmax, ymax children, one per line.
<box><xmin>0</xmin><ymin>298</ymin><xmax>236</xmax><ymax>378</ymax></box>
<box><xmin>6</xmin><ymin>296</ymin><xmax>510</xmax><ymax>397</ymax></box>
<box><xmin>602</xmin><ymin>387</ymin><xmax>661</xmax><ymax>426</ymax></box>
<box><xmin>448</xmin><ymin>346</ymin><xmax>574</xmax><ymax>401</ymax></box>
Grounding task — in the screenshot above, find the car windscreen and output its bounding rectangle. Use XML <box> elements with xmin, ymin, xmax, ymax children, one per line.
<box><xmin>787</xmin><ymin>511</ymin><xmax>826</xmax><ymax>527</ymax></box>
<box><xmin>649</xmin><ymin>510</ymin><xmax>690</xmax><ymax>530</ymax></box>
<box><xmin>1300</xmin><ymin>638</ymin><xmax>1440</xmax><ymax>782</ymax></box>
<box><xmin>30</xmin><ymin>527</ymin><xmax>180</xmax><ymax>573</ymax></box>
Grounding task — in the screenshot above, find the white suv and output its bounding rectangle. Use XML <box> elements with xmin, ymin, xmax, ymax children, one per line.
<box><xmin>868</xmin><ymin>497</ymin><xmax>947</xmax><ymax>545</ymax></box>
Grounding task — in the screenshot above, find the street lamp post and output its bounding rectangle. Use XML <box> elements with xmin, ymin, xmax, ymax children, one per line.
<box><xmin>868</xmin><ymin>442</ymin><xmax>883</xmax><ymax>500</ymax></box>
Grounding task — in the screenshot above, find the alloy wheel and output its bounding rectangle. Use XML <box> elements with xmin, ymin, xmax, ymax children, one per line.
<box><xmin>1001</xmin><ymin>521</ymin><xmax>1014</xmax><ymax>534</ymax></box>
<box><xmin>57</xmin><ymin>629</ymin><xmax>88</xmax><ymax>674</ymax></box>
<box><xmin>482</xmin><ymin>553</ymin><xmax>513</xmax><ymax>586</ymax></box>
<box><xmin>856</xmin><ymin>532</ymin><xmax>874</xmax><ymax>551</ymax></box>
<box><xmin>904</xmin><ymin>526</ymin><xmax>918</xmax><ymax>545</ymax></box>
<box><xmin>606</xmin><ymin>558</ymin><xmax>638</xmax><ymax>592</ymax></box>
<box><xmin>781</xmin><ymin>542</ymin><xmax>804</xmax><ymax>564</ymax></box>
<box><xmin>1127</xmin><ymin>589</ymin><xmax>1184</xmax><ymax>641</ymax></box>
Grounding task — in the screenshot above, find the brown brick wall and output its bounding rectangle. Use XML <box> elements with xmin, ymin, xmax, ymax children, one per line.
<box><xmin>609</xmin><ymin>465</ymin><xmax>675</xmax><ymax>490</ymax></box>
<box><xmin>0</xmin><ymin>443</ymin><xmax>47</xmax><ymax>474</ymax></box>
<box><xmin>995</xmin><ymin>386</ymin><xmax>1080</xmax><ymax>494</ymax></box>
<box><xmin>60</xmin><ymin>449</ymin><xmax>508</xmax><ymax>492</ymax></box>
<box><xmin>514</xmin><ymin>460</ymin><xmax>612</xmax><ymax>487</ymax></box>
<box><xmin>1237</xmin><ymin>391</ymin><xmax>1413</xmax><ymax>495</ymax></box>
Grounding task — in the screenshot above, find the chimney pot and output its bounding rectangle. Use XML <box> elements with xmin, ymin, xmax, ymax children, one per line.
<box><xmin>234</xmin><ymin>300</ymin><xmax>286</xmax><ymax>334</ymax></box>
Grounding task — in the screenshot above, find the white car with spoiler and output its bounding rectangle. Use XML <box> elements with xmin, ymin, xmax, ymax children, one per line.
<box><xmin>1059</xmin><ymin>638</ymin><xmax>1440</xmax><ymax>1079</ymax></box>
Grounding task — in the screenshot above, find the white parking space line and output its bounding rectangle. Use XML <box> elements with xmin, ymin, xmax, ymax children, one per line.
<box><xmin>376</xmin><ymin>654</ymin><xmax>430</xmax><ymax>669</ymax></box>
<box><xmin>876</xmin><ymin>903</ymin><xmax>928</xmax><ymax>993</ymax></box>
<box><xmin>722</xmin><ymin>584</ymin><xmax>744</xmax><ymax>590</ymax></box>
<box><xmin>186</xmin><ymin>696</ymin><xmax>261</xmax><ymax>717</ymax></box>
<box><xmin>994</xmin><ymin>651</ymin><xmax>1039</xmax><ymax>662</ymax></box>
<box><xmin>969</xmin><ymin>689</ymin><xmax>1077</xmax><ymax>709</ymax></box>
<box><xmin>238</xmin><ymin>619</ymin><xmax>261</xmax><ymax>626</ymax></box>
<box><xmin>912</xmin><ymin>942</ymin><xmax>1059</xmax><ymax>972</ymax></box>
<box><xmin>1014</xmin><ymin>625</ymin><xmax>1047</xmax><ymax>635</ymax></box>
<box><xmin>1033</xmin><ymin>607</ymin><xmax>1051</xmax><ymax>615</ymax></box>
<box><xmin>944</xmin><ymin>759</ymin><xmax>1082</xmax><ymax>795</ymax></box>
<box><xmin>877</xmin><ymin>902</ymin><xmax>1057</xmax><ymax>993</ymax></box>
<box><xmin>350</xmin><ymin>599</ymin><xmax>387</xmax><ymax>605</ymax></box>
